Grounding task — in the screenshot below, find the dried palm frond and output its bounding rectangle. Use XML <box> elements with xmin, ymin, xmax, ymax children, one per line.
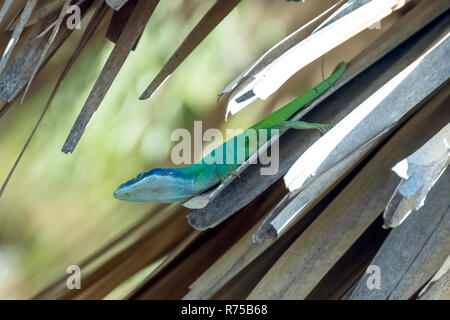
<box><xmin>0</xmin><ymin>0</ymin><xmax>448</xmax><ymax>300</ymax></box>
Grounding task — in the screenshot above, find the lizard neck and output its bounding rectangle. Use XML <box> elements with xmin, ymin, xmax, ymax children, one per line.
<box><xmin>182</xmin><ymin>163</ymin><xmax>222</xmax><ymax>194</ymax></box>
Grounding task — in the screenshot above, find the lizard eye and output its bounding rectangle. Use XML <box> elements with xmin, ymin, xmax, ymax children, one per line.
<box><xmin>161</xmin><ymin>171</ymin><xmax>176</xmax><ymax>176</ymax></box>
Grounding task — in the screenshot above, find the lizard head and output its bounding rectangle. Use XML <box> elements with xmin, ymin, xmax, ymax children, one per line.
<box><xmin>113</xmin><ymin>168</ymin><xmax>195</xmax><ymax>203</ymax></box>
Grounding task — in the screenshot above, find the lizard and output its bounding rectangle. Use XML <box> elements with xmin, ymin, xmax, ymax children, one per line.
<box><xmin>113</xmin><ymin>62</ymin><xmax>346</xmax><ymax>203</ymax></box>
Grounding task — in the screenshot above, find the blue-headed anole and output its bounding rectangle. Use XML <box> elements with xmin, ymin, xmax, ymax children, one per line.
<box><xmin>113</xmin><ymin>62</ymin><xmax>346</xmax><ymax>203</ymax></box>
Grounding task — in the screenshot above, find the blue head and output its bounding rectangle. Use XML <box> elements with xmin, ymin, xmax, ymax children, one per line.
<box><xmin>113</xmin><ymin>168</ymin><xmax>197</xmax><ymax>203</ymax></box>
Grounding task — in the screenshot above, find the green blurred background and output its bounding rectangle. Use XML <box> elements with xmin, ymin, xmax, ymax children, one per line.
<box><xmin>0</xmin><ymin>0</ymin><xmax>386</xmax><ymax>299</ymax></box>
